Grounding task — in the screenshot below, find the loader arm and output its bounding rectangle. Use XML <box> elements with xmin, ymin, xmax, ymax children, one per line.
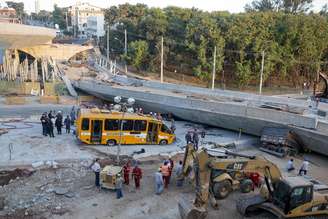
<box><xmin>178</xmin><ymin>145</ymin><xmax>283</xmax><ymax>219</ymax></box>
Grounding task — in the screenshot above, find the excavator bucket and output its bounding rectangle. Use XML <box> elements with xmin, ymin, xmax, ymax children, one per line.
<box><xmin>178</xmin><ymin>196</ymin><xmax>208</xmax><ymax>219</ymax></box>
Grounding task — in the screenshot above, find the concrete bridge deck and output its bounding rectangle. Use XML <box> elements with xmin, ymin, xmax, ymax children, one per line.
<box><xmin>73</xmin><ymin>76</ymin><xmax>328</xmax><ymax>156</ymax></box>
<box><xmin>0</xmin><ymin>23</ymin><xmax>56</xmax><ymax>49</ymax></box>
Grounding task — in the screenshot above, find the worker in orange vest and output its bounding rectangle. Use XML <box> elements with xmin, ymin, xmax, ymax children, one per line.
<box><xmin>161</xmin><ymin>161</ymin><xmax>170</xmax><ymax>188</ymax></box>
<box><xmin>168</xmin><ymin>157</ymin><xmax>174</xmax><ymax>184</ymax></box>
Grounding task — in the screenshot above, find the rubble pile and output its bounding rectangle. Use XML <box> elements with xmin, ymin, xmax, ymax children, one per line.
<box><xmin>0</xmin><ymin>160</ymin><xmax>94</xmax><ymax>218</ymax></box>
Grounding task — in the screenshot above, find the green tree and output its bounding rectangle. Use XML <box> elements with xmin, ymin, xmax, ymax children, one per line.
<box><xmin>6</xmin><ymin>1</ymin><xmax>24</xmax><ymax>18</ymax></box>
<box><xmin>52</xmin><ymin>4</ymin><xmax>67</xmax><ymax>29</ymax></box>
<box><xmin>127</xmin><ymin>40</ymin><xmax>149</xmax><ymax>70</ymax></box>
<box><xmin>245</xmin><ymin>0</ymin><xmax>313</xmax><ymax>13</ymax></box>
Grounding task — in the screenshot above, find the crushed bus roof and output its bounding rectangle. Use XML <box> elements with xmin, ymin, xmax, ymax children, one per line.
<box><xmin>79</xmin><ymin>108</ymin><xmax>161</xmax><ymax>121</ymax></box>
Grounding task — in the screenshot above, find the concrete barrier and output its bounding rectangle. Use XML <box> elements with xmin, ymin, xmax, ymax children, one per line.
<box><xmin>5</xmin><ymin>96</ymin><xmax>26</xmax><ymax>105</ymax></box>
<box><xmin>40</xmin><ymin>96</ymin><xmax>59</xmax><ymax>104</ymax></box>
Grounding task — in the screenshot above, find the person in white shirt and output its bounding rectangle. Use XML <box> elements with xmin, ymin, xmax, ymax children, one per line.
<box><xmin>155</xmin><ymin>168</ymin><xmax>164</xmax><ymax>195</ymax></box>
<box><xmin>287</xmin><ymin>159</ymin><xmax>295</xmax><ymax>172</ymax></box>
<box><xmin>175</xmin><ymin>160</ymin><xmax>184</xmax><ymax>187</ymax></box>
<box><xmin>299</xmin><ymin>159</ymin><xmax>309</xmax><ymax>175</ymax></box>
<box><xmin>91</xmin><ymin>159</ymin><xmax>101</xmax><ymax>189</ymax></box>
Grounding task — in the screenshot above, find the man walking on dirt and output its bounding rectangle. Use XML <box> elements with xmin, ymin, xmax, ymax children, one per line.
<box><xmin>155</xmin><ymin>168</ymin><xmax>164</xmax><ymax>195</ymax></box>
<box><xmin>91</xmin><ymin>159</ymin><xmax>101</xmax><ymax>190</ymax></box>
<box><xmin>115</xmin><ymin>174</ymin><xmax>124</xmax><ymax>199</ymax></box>
<box><xmin>132</xmin><ymin>164</ymin><xmax>142</xmax><ymax>189</ymax></box>
<box><xmin>299</xmin><ymin>159</ymin><xmax>309</xmax><ymax>176</ymax></box>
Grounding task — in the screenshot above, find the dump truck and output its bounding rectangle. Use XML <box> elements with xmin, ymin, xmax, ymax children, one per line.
<box><xmin>178</xmin><ymin>146</ymin><xmax>328</xmax><ymax>219</ymax></box>
<box><xmin>260</xmin><ymin>127</ymin><xmax>304</xmax><ymax>157</ymax></box>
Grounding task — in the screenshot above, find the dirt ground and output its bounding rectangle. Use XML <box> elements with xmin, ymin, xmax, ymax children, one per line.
<box><xmin>1</xmin><ymin>114</ymin><xmax>328</xmax><ymax>219</ymax></box>
<box><xmin>0</xmin><ymin>156</ymin><xmax>276</xmax><ymax>219</ymax></box>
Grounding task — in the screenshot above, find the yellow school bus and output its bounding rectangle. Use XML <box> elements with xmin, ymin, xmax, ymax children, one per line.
<box><xmin>76</xmin><ymin>108</ymin><xmax>175</xmax><ymax>145</ymax></box>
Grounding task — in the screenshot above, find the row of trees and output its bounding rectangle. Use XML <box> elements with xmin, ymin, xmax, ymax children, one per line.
<box><xmin>5</xmin><ymin>1</ymin><xmax>67</xmax><ymax>30</ymax></box>
<box><xmin>103</xmin><ymin>0</ymin><xmax>328</xmax><ymax>87</ymax></box>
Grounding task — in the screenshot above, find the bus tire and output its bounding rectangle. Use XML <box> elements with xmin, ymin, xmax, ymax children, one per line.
<box><xmin>159</xmin><ymin>140</ymin><xmax>168</xmax><ymax>145</ymax></box>
<box><xmin>107</xmin><ymin>139</ymin><xmax>116</xmax><ymax>146</ymax></box>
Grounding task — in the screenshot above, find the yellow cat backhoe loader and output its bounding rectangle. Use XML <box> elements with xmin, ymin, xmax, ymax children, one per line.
<box><xmin>179</xmin><ymin>144</ymin><xmax>259</xmax><ymax>200</ymax></box>
<box><xmin>178</xmin><ymin>144</ymin><xmax>328</xmax><ymax>219</ymax></box>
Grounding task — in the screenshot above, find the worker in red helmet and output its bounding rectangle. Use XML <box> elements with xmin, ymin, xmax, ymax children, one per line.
<box><xmin>132</xmin><ymin>164</ymin><xmax>142</xmax><ymax>189</ymax></box>
<box><xmin>123</xmin><ymin>161</ymin><xmax>131</xmax><ymax>185</ymax></box>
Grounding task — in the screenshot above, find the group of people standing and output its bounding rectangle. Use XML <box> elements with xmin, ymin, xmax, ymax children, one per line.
<box><xmin>40</xmin><ymin>107</ymin><xmax>76</xmax><ymax>137</ymax></box>
<box><xmin>287</xmin><ymin>158</ymin><xmax>310</xmax><ymax>175</ymax></box>
<box><xmin>185</xmin><ymin>129</ymin><xmax>202</xmax><ymax>150</ymax></box>
<box><xmin>155</xmin><ymin>157</ymin><xmax>183</xmax><ymax>195</ymax></box>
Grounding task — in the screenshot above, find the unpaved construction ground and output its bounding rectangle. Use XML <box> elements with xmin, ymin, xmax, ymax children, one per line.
<box><xmin>1</xmin><ymin>111</ymin><xmax>328</xmax><ymax>219</ymax></box>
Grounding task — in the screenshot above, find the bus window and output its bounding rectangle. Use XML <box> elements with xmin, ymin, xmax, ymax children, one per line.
<box><xmin>82</xmin><ymin>118</ymin><xmax>89</xmax><ymax>130</ymax></box>
<box><xmin>105</xmin><ymin>119</ymin><xmax>120</xmax><ymax>131</ymax></box>
<box><xmin>134</xmin><ymin>120</ymin><xmax>147</xmax><ymax>131</ymax></box>
<box><xmin>161</xmin><ymin>124</ymin><xmax>171</xmax><ymax>134</ymax></box>
<box><xmin>122</xmin><ymin>120</ymin><xmax>133</xmax><ymax>131</ymax></box>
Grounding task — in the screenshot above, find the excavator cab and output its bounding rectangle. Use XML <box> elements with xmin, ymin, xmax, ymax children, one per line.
<box><xmin>272</xmin><ymin>178</ymin><xmax>313</xmax><ymax>214</ymax></box>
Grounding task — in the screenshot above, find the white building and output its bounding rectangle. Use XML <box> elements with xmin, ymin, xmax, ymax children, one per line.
<box><xmin>35</xmin><ymin>0</ymin><xmax>40</xmax><ymax>13</ymax></box>
<box><xmin>87</xmin><ymin>15</ymin><xmax>105</xmax><ymax>39</ymax></box>
<box><xmin>67</xmin><ymin>2</ymin><xmax>103</xmax><ymax>38</ymax></box>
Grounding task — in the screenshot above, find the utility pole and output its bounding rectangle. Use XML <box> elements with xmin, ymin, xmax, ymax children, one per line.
<box><xmin>313</xmin><ymin>64</ymin><xmax>320</xmax><ymax>96</ymax></box>
<box><xmin>211</xmin><ymin>46</ymin><xmax>217</xmax><ymax>90</ymax></box>
<box><xmin>107</xmin><ymin>25</ymin><xmax>109</xmax><ymax>64</ymax></box>
<box><xmin>65</xmin><ymin>12</ymin><xmax>68</xmax><ymax>31</ymax></box>
<box><xmin>124</xmin><ymin>29</ymin><xmax>127</xmax><ymax>74</ymax></box>
<box><xmin>259</xmin><ymin>50</ymin><xmax>265</xmax><ymax>95</ymax></box>
<box><xmin>160</xmin><ymin>36</ymin><xmax>164</xmax><ymax>83</ymax></box>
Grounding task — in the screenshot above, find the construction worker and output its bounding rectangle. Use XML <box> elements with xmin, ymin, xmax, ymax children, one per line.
<box><xmin>55</xmin><ymin>115</ymin><xmax>62</xmax><ymax>135</ymax></box>
<box><xmin>70</xmin><ymin>106</ymin><xmax>76</xmax><ymax>125</ymax></box>
<box><xmin>175</xmin><ymin>160</ymin><xmax>184</xmax><ymax>187</ymax></box>
<box><xmin>47</xmin><ymin>117</ymin><xmax>54</xmax><ymax>138</ymax></box>
<box><xmin>132</xmin><ymin>164</ymin><xmax>142</xmax><ymax>189</ymax></box>
<box><xmin>185</xmin><ymin>131</ymin><xmax>192</xmax><ymax>144</ymax></box>
<box><xmin>170</xmin><ymin>118</ymin><xmax>176</xmax><ymax>134</ymax></box>
<box><xmin>168</xmin><ymin>157</ymin><xmax>174</xmax><ymax>184</ymax></box>
<box><xmin>91</xmin><ymin>158</ymin><xmax>101</xmax><ymax>190</ymax></box>
<box><xmin>48</xmin><ymin>110</ymin><xmax>54</xmax><ymax>119</ymax></box>
<box><xmin>193</xmin><ymin>129</ymin><xmax>199</xmax><ymax>150</ymax></box>
<box><xmin>299</xmin><ymin>159</ymin><xmax>309</xmax><ymax>175</ymax></box>
<box><xmin>40</xmin><ymin>113</ymin><xmax>47</xmax><ymax>136</ymax></box>
<box><xmin>115</xmin><ymin>174</ymin><xmax>123</xmax><ymax>199</ymax></box>
<box><xmin>287</xmin><ymin>159</ymin><xmax>295</xmax><ymax>172</ymax></box>
<box><xmin>161</xmin><ymin>161</ymin><xmax>170</xmax><ymax>188</ymax></box>
<box><xmin>155</xmin><ymin>168</ymin><xmax>164</xmax><ymax>195</ymax></box>
<box><xmin>123</xmin><ymin>161</ymin><xmax>131</xmax><ymax>185</ymax></box>
<box><xmin>64</xmin><ymin>115</ymin><xmax>71</xmax><ymax>134</ymax></box>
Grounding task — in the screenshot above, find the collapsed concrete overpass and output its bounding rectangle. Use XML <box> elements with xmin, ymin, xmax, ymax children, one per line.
<box><xmin>19</xmin><ymin>44</ymin><xmax>94</xmax><ymax>61</ymax></box>
<box><xmin>0</xmin><ymin>23</ymin><xmax>56</xmax><ymax>49</ymax></box>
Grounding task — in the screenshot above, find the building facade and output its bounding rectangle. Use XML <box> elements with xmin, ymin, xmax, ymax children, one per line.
<box><xmin>0</xmin><ymin>1</ymin><xmax>18</xmax><ymax>23</ymax></box>
<box><xmin>35</xmin><ymin>0</ymin><xmax>40</xmax><ymax>14</ymax></box>
<box><xmin>86</xmin><ymin>15</ymin><xmax>105</xmax><ymax>39</ymax></box>
<box><xmin>67</xmin><ymin>2</ymin><xmax>104</xmax><ymax>38</ymax></box>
